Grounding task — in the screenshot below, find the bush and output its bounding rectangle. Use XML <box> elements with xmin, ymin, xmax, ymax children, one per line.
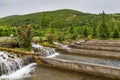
<box><xmin>16</xmin><ymin>25</ymin><xmax>32</xmax><ymax>50</ymax></box>
<box><xmin>112</xmin><ymin>27</ymin><xmax>119</xmax><ymax>38</ymax></box>
<box><xmin>82</xmin><ymin>26</ymin><xmax>89</xmax><ymax>37</ymax></box>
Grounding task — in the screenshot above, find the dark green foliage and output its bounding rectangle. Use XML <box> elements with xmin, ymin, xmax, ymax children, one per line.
<box><xmin>83</xmin><ymin>27</ymin><xmax>89</xmax><ymax>37</ymax></box>
<box><xmin>91</xmin><ymin>21</ymin><xmax>97</xmax><ymax>38</ymax></box>
<box><xmin>40</xmin><ymin>12</ymin><xmax>51</xmax><ymax>28</ymax></box>
<box><xmin>112</xmin><ymin>27</ymin><xmax>119</xmax><ymax>38</ymax></box>
<box><xmin>92</xmin><ymin>26</ymin><xmax>97</xmax><ymax>38</ymax></box>
<box><xmin>99</xmin><ymin>24</ymin><xmax>110</xmax><ymax>39</ymax></box>
<box><xmin>99</xmin><ymin>11</ymin><xmax>110</xmax><ymax>39</ymax></box>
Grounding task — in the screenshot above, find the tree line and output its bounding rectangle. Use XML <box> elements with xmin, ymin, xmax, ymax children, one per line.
<box><xmin>0</xmin><ymin>11</ymin><xmax>120</xmax><ymax>43</ymax></box>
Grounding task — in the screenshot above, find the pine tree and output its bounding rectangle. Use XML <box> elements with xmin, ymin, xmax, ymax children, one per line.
<box><xmin>83</xmin><ymin>27</ymin><xmax>89</xmax><ymax>37</ymax></box>
<box><xmin>41</xmin><ymin>12</ymin><xmax>50</xmax><ymax>28</ymax></box>
<box><xmin>99</xmin><ymin>11</ymin><xmax>110</xmax><ymax>39</ymax></box>
<box><xmin>112</xmin><ymin>27</ymin><xmax>119</xmax><ymax>38</ymax></box>
<box><xmin>92</xmin><ymin>22</ymin><xmax>97</xmax><ymax>38</ymax></box>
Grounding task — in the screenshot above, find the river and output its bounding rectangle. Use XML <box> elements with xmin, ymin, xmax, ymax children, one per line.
<box><xmin>24</xmin><ymin>64</ymin><xmax>110</xmax><ymax>80</ymax></box>
<box><xmin>0</xmin><ymin>62</ymin><xmax>113</xmax><ymax>80</ymax></box>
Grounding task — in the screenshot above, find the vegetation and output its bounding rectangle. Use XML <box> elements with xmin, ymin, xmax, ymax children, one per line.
<box><xmin>0</xmin><ymin>9</ymin><xmax>120</xmax><ymax>44</ymax></box>
<box><xmin>16</xmin><ymin>25</ymin><xmax>32</xmax><ymax>50</ymax></box>
<box><xmin>0</xmin><ymin>26</ymin><xmax>15</xmax><ymax>36</ymax></box>
<box><xmin>83</xmin><ymin>26</ymin><xmax>89</xmax><ymax>37</ymax></box>
<box><xmin>112</xmin><ymin>27</ymin><xmax>119</xmax><ymax>38</ymax></box>
<box><xmin>99</xmin><ymin>11</ymin><xmax>110</xmax><ymax>39</ymax></box>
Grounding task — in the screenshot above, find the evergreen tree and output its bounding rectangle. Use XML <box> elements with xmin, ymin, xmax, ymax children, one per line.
<box><xmin>41</xmin><ymin>12</ymin><xmax>50</xmax><ymax>28</ymax></box>
<box><xmin>99</xmin><ymin>11</ymin><xmax>110</xmax><ymax>39</ymax></box>
<box><xmin>92</xmin><ymin>22</ymin><xmax>97</xmax><ymax>38</ymax></box>
<box><xmin>112</xmin><ymin>27</ymin><xmax>119</xmax><ymax>38</ymax></box>
<box><xmin>83</xmin><ymin>27</ymin><xmax>89</xmax><ymax>37</ymax></box>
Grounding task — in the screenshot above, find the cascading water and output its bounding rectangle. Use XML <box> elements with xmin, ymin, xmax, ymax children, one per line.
<box><xmin>44</xmin><ymin>48</ymin><xmax>59</xmax><ymax>58</ymax></box>
<box><xmin>0</xmin><ymin>51</ymin><xmax>24</xmax><ymax>75</ymax></box>
<box><xmin>32</xmin><ymin>43</ymin><xmax>59</xmax><ymax>58</ymax></box>
<box><xmin>0</xmin><ymin>63</ymin><xmax>36</xmax><ymax>80</ymax></box>
<box><xmin>0</xmin><ymin>51</ymin><xmax>36</xmax><ymax>80</ymax></box>
<box><xmin>31</xmin><ymin>41</ymin><xmax>71</xmax><ymax>58</ymax></box>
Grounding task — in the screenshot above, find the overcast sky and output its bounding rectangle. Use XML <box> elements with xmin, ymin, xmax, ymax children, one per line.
<box><xmin>0</xmin><ymin>0</ymin><xmax>120</xmax><ymax>18</ymax></box>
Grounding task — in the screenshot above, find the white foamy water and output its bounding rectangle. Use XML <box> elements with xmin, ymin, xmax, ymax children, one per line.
<box><xmin>0</xmin><ymin>63</ymin><xmax>37</xmax><ymax>80</ymax></box>
<box><xmin>32</xmin><ymin>43</ymin><xmax>44</xmax><ymax>49</ymax></box>
<box><xmin>0</xmin><ymin>51</ymin><xmax>25</xmax><ymax>75</ymax></box>
<box><xmin>32</xmin><ymin>43</ymin><xmax>60</xmax><ymax>58</ymax></box>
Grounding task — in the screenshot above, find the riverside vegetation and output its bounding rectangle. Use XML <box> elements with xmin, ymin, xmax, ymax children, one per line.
<box><xmin>0</xmin><ymin>9</ymin><xmax>120</xmax><ymax>45</ymax></box>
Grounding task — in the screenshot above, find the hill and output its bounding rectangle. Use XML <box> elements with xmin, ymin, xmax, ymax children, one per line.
<box><xmin>0</xmin><ymin>9</ymin><xmax>97</xmax><ymax>27</ymax></box>
<box><xmin>0</xmin><ymin>9</ymin><xmax>120</xmax><ymax>28</ymax></box>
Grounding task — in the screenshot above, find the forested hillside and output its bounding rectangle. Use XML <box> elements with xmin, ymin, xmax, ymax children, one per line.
<box><xmin>0</xmin><ymin>9</ymin><xmax>96</xmax><ymax>27</ymax></box>
<box><xmin>0</xmin><ymin>9</ymin><xmax>120</xmax><ymax>42</ymax></box>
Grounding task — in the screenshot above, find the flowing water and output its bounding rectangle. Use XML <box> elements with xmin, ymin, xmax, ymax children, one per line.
<box><xmin>0</xmin><ymin>63</ymin><xmax>36</xmax><ymax>80</ymax></box>
<box><xmin>0</xmin><ymin>50</ymin><xmax>112</xmax><ymax>80</ymax></box>
<box><xmin>56</xmin><ymin>53</ymin><xmax>120</xmax><ymax>68</ymax></box>
<box><xmin>0</xmin><ymin>51</ymin><xmax>24</xmax><ymax>75</ymax></box>
<box><xmin>23</xmin><ymin>65</ymin><xmax>109</xmax><ymax>80</ymax></box>
<box><xmin>0</xmin><ymin>43</ymin><xmax>118</xmax><ymax>80</ymax></box>
<box><xmin>0</xmin><ymin>63</ymin><xmax>111</xmax><ymax>80</ymax></box>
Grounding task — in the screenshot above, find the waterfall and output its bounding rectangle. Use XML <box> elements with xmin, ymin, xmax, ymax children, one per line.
<box><xmin>0</xmin><ymin>63</ymin><xmax>36</xmax><ymax>80</ymax></box>
<box><xmin>36</xmin><ymin>47</ymin><xmax>59</xmax><ymax>58</ymax></box>
<box><xmin>32</xmin><ymin>43</ymin><xmax>59</xmax><ymax>58</ymax></box>
<box><xmin>0</xmin><ymin>51</ymin><xmax>24</xmax><ymax>75</ymax></box>
<box><xmin>44</xmin><ymin>48</ymin><xmax>59</xmax><ymax>58</ymax></box>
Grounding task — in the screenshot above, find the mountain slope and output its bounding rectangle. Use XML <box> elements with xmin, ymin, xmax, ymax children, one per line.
<box><xmin>0</xmin><ymin>9</ymin><xmax>96</xmax><ymax>27</ymax></box>
<box><xmin>0</xmin><ymin>9</ymin><xmax>119</xmax><ymax>28</ymax></box>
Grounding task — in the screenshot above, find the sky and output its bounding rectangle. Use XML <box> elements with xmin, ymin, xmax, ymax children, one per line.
<box><xmin>0</xmin><ymin>0</ymin><xmax>120</xmax><ymax>18</ymax></box>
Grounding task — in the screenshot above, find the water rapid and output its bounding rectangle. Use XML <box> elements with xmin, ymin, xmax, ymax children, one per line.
<box><xmin>0</xmin><ymin>63</ymin><xmax>37</xmax><ymax>80</ymax></box>
<box><xmin>0</xmin><ymin>51</ymin><xmax>24</xmax><ymax>75</ymax></box>
<box><xmin>32</xmin><ymin>43</ymin><xmax>60</xmax><ymax>58</ymax></box>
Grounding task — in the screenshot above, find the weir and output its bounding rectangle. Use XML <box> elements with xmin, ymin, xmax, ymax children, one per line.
<box><xmin>38</xmin><ymin>57</ymin><xmax>120</xmax><ymax>79</ymax></box>
<box><xmin>0</xmin><ymin>43</ymin><xmax>59</xmax><ymax>78</ymax></box>
<box><xmin>34</xmin><ymin>42</ymin><xmax>120</xmax><ymax>79</ymax></box>
<box><xmin>69</xmin><ymin>43</ymin><xmax>120</xmax><ymax>52</ymax></box>
<box><xmin>61</xmin><ymin>48</ymin><xmax>120</xmax><ymax>59</ymax></box>
<box><xmin>0</xmin><ymin>42</ymin><xmax>120</xmax><ymax>80</ymax></box>
<box><xmin>56</xmin><ymin>54</ymin><xmax>120</xmax><ymax>67</ymax></box>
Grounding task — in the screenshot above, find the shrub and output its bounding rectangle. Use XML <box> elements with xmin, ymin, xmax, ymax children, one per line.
<box><xmin>16</xmin><ymin>25</ymin><xmax>32</xmax><ymax>50</ymax></box>
<box><xmin>112</xmin><ymin>27</ymin><xmax>119</xmax><ymax>38</ymax></box>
